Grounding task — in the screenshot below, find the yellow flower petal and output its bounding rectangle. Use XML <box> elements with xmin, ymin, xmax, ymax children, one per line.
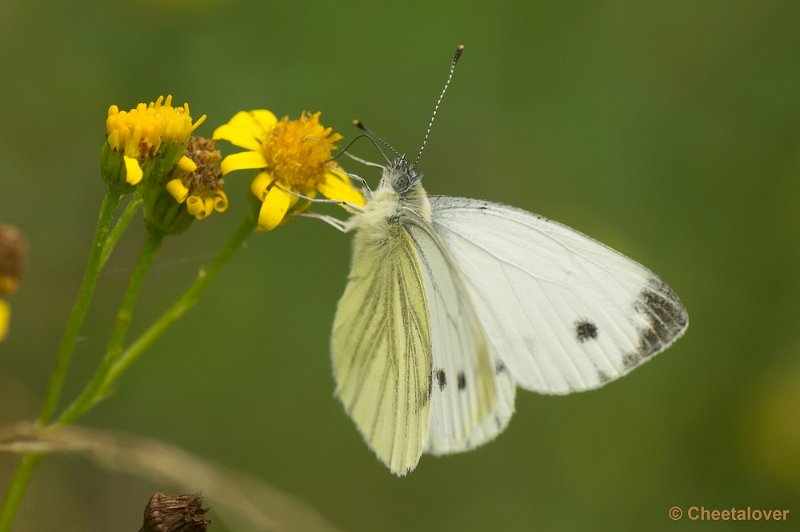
<box><xmin>257</xmin><ymin>185</ymin><xmax>292</xmax><ymax>231</ymax></box>
<box><xmin>191</xmin><ymin>114</ymin><xmax>207</xmax><ymax>132</ymax></box>
<box><xmin>318</xmin><ymin>171</ymin><xmax>365</xmax><ymax>207</ymax></box>
<box><xmin>123</xmin><ymin>156</ymin><xmax>144</xmax><ymax>185</ymax></box>
<box><xmin>177</xmin><ymin>155</ymin><xmax>197</xmax><ymax>173</ymax></box>
<box><xmin>198</xmin><ymin>197</ymin><xmax>214</xmax><ymax>220</ymax></box>
<box><xmin>220</xmin><ymin>151</ymin><xmax>268</xmax><ymax>176</ymax></box>
<box><xmin>250</xmin><ymin>109</ymin><xmax>278</xmax><ymax>132</ymax></box>
<box><xmin>292</xmin><ymin>198</ymin><xmax>313</xmax><ymax>216</ymax></box>
<box><xmin>251</xmin><ymin>172</ymin><xmax>274</xmax><ymax>200</ymax></box>
<box><xmin>0</xmin><ymin>299</ymin><xmax>9</xmax><ymax>342</ymax></box>
<box><xmin>211</xmin><ymin>123</ymin><xmax>262</xmax><ymax>151</ymax></box>
<box><xmin>227</xmin><ymin>111</ymin><xmax>266</xmax><ymax>138</ymax></box>
<box><xmin>186</xmin><ymin>195</ymin><xmax>212</xmax><ymax>219</ymax></box>
<box><xmin>166</xmin><ymin>179</ymin><xmax>189</xmax><ymax>203</ymax></box>
<box><xmin>186</xmin><ymin>196</ymin><xmax>201</xmax><ymax>216</ymax></box>
<box><xmin>213</xmin><ymin>191</ymin><xmax>229</xmax><ymax>213</ymax></box>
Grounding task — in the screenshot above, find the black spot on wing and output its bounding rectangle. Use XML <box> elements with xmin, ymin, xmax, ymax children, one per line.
<box><xmin>633</xmin><ymin>278</ymin><xmax>689</xmax><ymax>359</ymax></box>
<box><xmin>622</xmin><ymin>353</ymin><xmax>640</xmax><ymax>370</ymax></box>
<box><xmin>436</xmin><ymin>369</ymin><xmax>447</xmax><ymax>391</ymax></box>
<box><xmin>457</xmin><ymin>372</ymin><xmax>466</xmax><ymax>391</ymax></box>
<box><xmin>597</xmin><ymin>370</ymin><xmax>611</xmax><ymax>384</ymax></box>
<box><xmin>575</xmin><ymin>320</ymin><xmax>598</xmax><ymax>342</ymax></box>
<box><xmin>495</xmin><ymin>360</ymin><xmax>507</xmax><ymax>375</ymax></box>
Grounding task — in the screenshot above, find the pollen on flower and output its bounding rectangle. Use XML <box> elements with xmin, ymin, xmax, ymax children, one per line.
<box><xmin>261</xmin><ymin>112</ymin><xmax>343</xmax><ymax>192</ymax></box>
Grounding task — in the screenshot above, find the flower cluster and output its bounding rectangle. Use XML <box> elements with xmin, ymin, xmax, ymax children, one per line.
<box><xmin>0</xmin><ymin>95</ymin><xmax>371</xmax><ymax>532</ymax></box>
<box><xmin>100</xmin><ymin>97</ymin><xmax>363</xmax><ymax>234</ymax></box>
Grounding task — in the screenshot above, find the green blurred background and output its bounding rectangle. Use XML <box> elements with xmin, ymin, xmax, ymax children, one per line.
<box><xmin>1</xmin><ymin>0</ymin><xmax>799</xmax><ymax>530</ymax></box>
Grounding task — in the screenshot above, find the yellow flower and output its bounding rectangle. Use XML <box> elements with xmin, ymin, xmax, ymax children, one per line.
<box><xmin>165</xmin><ymin>137</ymin><xmax>227</xmax><ymax>221</ymax></box>
<box><xmin>103</xmin><ymin>95</ymin><xmax>206</xmax><ymax>187</ymax></box>
<box><xmin>213</xmin><ymin>110</ymin><xmax>364</xmax><ymax>231</ymax></box>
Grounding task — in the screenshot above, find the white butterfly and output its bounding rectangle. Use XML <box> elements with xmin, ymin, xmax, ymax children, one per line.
<box><xmin>328</xmin><ymin>48</ymin><xmax>688</xmax><ymax>476</ymax></box>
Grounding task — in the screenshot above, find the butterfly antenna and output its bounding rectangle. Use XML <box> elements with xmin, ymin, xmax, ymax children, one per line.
<box><xmin>331</xmin><ymin>133</ymin><xmax>373</xmax><ymax>162</ymax></box>
<box><xmin>352</xmin><ymin>119</ymin><xmax>399</xmax><ymax>164</ymax></box>
<box><xmin>414</xmin><ymin>44</ymin><xmax>464</xmax><ymax>166</ymax></box>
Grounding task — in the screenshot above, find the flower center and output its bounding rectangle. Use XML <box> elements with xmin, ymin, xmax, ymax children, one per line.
<box><xmin>261</xmin><ymin>112</ymin><xmax>342</xmax><ymax>192</ymax></box>
<box><xmin>181</xmin><ymin>137</ymin><xmax>224</xmax><ymax>195</ymax></box>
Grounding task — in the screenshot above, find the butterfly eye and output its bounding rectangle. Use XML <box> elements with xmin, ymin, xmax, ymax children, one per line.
<box><xmin>393</xmin><ymin>173</ymin><xmax>410</xmax><ymax>193</ymax></box>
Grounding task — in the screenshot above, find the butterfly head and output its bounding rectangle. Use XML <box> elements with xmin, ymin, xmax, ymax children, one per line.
<box><xmin>384</xmin><ymin>155</ymin><xmax>422</xmax><ymax>196</ymax></box>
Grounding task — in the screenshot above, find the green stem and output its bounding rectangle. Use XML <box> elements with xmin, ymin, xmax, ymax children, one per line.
<box><xmin>57</xmin><ymin>230</ymin><xmax>165</xmax><ymax>426</ymax></box>
<box><xmin>39</xmin><ymin>190</ymin><xmax>121</xmax><ymax>423</ymax></box>
<box><xmin>1</xmin><ymin>214</ymin><xmax>253</xmax><ymax>530</ymax></box>
<box><xmin>0</xmin><ymin>455</ymin><xmax>41</xmax><ymax>532</ymax></box>
<box><xmin>95</xmin><ymin>215</ymin><xmax>255</xmax><ymax>413</ymax></box>
<box><xmin>100</xmin><ymin>187</ymin><xmax>144</xmax><ymax>268</ymax></box>
<box><xmin>0</xmin><ymin>190</ymin><xmax>121</xmax><ymax>532</ymax></box>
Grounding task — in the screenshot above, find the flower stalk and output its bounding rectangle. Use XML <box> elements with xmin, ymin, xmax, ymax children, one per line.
<box><xmin>39</xmin><ymin>189</ymin><xmax>122</xmax><ymax>424</ymax></box>
<box><xmin>107</xmin><ymin>214</ymin><xmax>255</xmax><ymax>386</ymax></box>
<box><xmin>0</xmin><ymin>455</ymin><xmax>41</xmax><ymax>532</ymax></box>
<box><xmin>57</xmin><ymin>229</ymin><xmax>165</xmax><ymax>426</ymax></box>
<box><xmin>100</xmin><ymin>187</ymin><xmax>145</xmax><ymax>268</ymax></box>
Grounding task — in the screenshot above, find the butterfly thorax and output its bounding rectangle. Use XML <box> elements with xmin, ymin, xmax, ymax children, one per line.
<box><xmin>344</xmin><ymin>156</ymin><xmax>432</xmax><ymax>243</ymax></box>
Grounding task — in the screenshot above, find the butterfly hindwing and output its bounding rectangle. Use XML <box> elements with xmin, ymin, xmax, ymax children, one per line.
<box><xmin>429</xmin><ymin>196</ymin><xmax>688</xmax><ymax>394</ymax></box>
<box><xmin>402</xmin><ymin>218</ymin><xmax>502</xmax><ymax>453</ymax></box>
<box><xmin>425</xmin><ymin>352</ymin><xmax>516</xmax><ymax>455</ymax></box>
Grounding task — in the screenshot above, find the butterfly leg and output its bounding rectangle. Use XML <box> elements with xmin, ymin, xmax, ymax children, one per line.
<box><xmin>292</xmin><ymin>212</ymin><xmax>347</xmax><ymax>232</ymax></box>
<box><xmin>330</xmin><ymin>167</ymin><xmax>375</xmax><ymax>201</ymax></box>
<box><xmin>275</xmin><ymin>185</ymin><xmax>366</xmax><ymax>213</ymax></box>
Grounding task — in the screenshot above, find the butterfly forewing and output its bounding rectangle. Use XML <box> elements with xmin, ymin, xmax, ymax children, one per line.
<box><xmin>331</xmin><ymin>225</ymin><xmax>433</xmax><ymax>475</ymax></box>
<box><xmin>429</xmin><ymin>196</ymin><xmax>688</xmax><ymax>394</ymax></box>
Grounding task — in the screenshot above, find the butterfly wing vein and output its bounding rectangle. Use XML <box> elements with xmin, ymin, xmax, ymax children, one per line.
<box><xmin>332</xmin><ymin>228</ymin><xmax>432</xmax><ymax>475</ymax></box>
